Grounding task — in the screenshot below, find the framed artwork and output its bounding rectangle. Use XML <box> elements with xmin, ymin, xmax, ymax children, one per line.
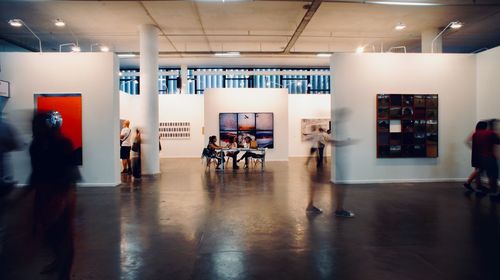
<box><xmin>0</xmin><ymin>80</ymin><xmax>10</xmax><ymax>98</ymax></box>
<box><xmin>219</xmin><ymin>112</ymin><xmax>274</xmax><ymax>148</ymax></box>
<box><xmin>301</xmin><ymin>118</ymin><xmax>331</xmax><ymax>141</ymax></box>
<box><xmin>159</xmin><ymin>122</ymin><xmax>190</xmax><ymax>140</ymax></box>
<box><xmin>35</xmin><ymin>93</ymin><xmax>83</xmax><ymax>165</ymax></box>
<box><xmin>376</xmin><ymin>94</ymin><xmax>438</xmax><ymax>158</ymax></box>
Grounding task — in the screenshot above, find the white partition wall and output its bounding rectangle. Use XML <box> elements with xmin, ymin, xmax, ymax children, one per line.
<box><xmin>204</xmin><ymin>88</ymin><xmax>289</xmax><ymax>161</ymax></box>
<box><xmin>331</xmin><ymin>53</ymin><xmax>477</xmax><ymax>183</ymax></box>
<box><xmin>476</xmin><ymin>47</ymin><xmax>500</xmax><ymax>121</ymax></box>
<box><xmin>0</xmin><ymin>53</ymin><xmax>120</xmax><ymax>186</ymax></box>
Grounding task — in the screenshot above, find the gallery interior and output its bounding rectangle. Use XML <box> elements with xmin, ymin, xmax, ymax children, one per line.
<box><xmin>0</xmin><ymin>1</ymin><xmax>499</xmax><ymax>279</ymax></box>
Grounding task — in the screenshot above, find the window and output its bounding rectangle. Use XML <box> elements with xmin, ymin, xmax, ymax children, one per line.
<box><xmin>119</xmin><ymin>69</ymin><xmax>139</xmax><ymax>95</ymax></box>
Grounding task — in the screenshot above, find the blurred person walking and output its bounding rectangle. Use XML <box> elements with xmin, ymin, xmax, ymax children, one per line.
<box><xmin>131</xmin><ymin>128</ymin><xmax>142</xmax><ymax>180</ymax></box>
<box><xmin>0</xmin><ymin>113</ymin><xmax>21</xmax><ymax>196</ymax></box>
<box><xmin>29</xmin><ymin>111</ymin><xmax>80</xmax><ymax>280</ymax></box>
<box><xmin>463</xmin><ymin>121</ymin><xmax>487</xmax><ymax>192</ymax></box>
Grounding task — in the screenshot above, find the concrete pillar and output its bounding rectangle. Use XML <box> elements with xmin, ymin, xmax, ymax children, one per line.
<box><xmin>180</xmin><ymin>64</ymin><xmax>188</xmax><ymax>94</ymax></box>
<box><xmin>422</xmin><ymin>29</ymin><xmax>442</xmax><ymax>53</ymax></box>
<box><xmin>139</xmin><ymin>24</ymin><xmax>160</xmax><ymax>175</ymax></box>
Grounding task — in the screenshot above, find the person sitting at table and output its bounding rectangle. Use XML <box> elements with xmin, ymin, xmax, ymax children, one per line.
<box><xmin>207</xmin><ymin>135</ymin><xmax>222</xmax><ymax>169</ymax></box>
<box><xmin>237</xmin><ymin>136</ymin><xmax>263</xmax><ymax>168</ymax></box>
<box><xmin>225</xmin><ymin>136</ymin><xmax>240</xmax><ymax>169</ymax></box>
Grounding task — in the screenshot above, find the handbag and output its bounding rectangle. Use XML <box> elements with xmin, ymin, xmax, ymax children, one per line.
<box><xmin>131</xmin><ymin>142</ymin><xmax>139</xmax><ymax>152</ymax></box>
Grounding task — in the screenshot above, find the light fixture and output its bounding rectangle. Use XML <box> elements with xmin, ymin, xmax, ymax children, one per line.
<box><xmin>297</xmin><ymin>81</ymin><xmax>302</xmax><ymax>86</ymax></box>
<box><xmin>54</xmin><ymin>19</ymin><xmax>65</xmax><ymax>27</ymax></box>
<box><xmin>317</xmin><ymin>53</ymin><xmax>332</xmax><ymax>57</ymax></box>
<box><xmin>214</xmin><ymin>51</ymin><xmax>240</xmax><ymax>57</ymax></box>
<box><xmin>395</xmin><ymin>23</ymin><xmax>406</xmax><ymax>31</ymax></box>
<box><xmin>99</xmin><ymin>45</ymin><xmax>110</xmax><ymax>52</ymax></box>
<box><xmin>356</xmin><ymin>46</ymin><xmax>365</xmax><ymax>53</ymax></box>
<box><xmin>8</xmin><ymin>19</ymin><xmax>42</xmax><ymax>52</ymax></box>
<box><xmin>117</xmin><ymin>53</ymin><xmax>137</xmax><ymax>58</ymax></box>
<box><xmin>366</xmin><ymin>1</ymin><xmax>440</xmax><ymax>6</ymax></box>
<box><xmin>8</xmin><ymin>19</ymin><xmax>23</xmax><ymax>27</ymax></box>
<box><xmin>450</xmin><ymin>21</ymin><xmax>463</xmax><ymax>29</ymax></box>
<box><xmin>71</xmin><ymin>45</ymin><xmax>81</xmax><ymax>52</ymax></box>
<box><xmin>431</xmin><ymin>20</ymin><xmax>463</xmax><ymax>53</ymax></box>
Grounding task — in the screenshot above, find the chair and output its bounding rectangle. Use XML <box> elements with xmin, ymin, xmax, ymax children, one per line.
<box><xmin>201</xmin><ymin>148</ymin><xmax>220</xmax><ymax>170</ymax></box>
<box><xmin>251</xmin><ymin>148</ymin><xmax>266</xmax><ymax>170</ymax></box>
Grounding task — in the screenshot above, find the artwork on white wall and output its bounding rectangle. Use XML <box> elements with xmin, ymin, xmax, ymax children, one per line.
<box><xmin>301</xmin><ymin>118</ymin><xmax>330</xmax><ymax>141</ymax></box>
<box><xmin>159</xmin><ymin>122</ymin><xmax>191</xmax><ymax>140</ymax></box>
<box><xmin>219</xmin><ymin>112</ymin><xmax>274</xmax><ymax>148</ymax></box>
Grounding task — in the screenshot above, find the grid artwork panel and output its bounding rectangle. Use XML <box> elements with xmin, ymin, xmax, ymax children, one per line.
<box><xmin>159</xmin><ymin>122</ymin><xmax>190</xmax><ymax>140</ymax></box>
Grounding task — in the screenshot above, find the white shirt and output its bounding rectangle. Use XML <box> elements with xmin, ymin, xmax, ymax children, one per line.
<box><xmin>121</xmin><ymin>127</ymin><xmax>132</xmax><ymax>147</ymax></box>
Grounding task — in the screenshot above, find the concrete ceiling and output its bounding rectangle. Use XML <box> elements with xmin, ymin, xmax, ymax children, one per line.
<box><xmin>1</xmin><ymin>0</ymin><xmax>499</xmax><ymax>57</ymax></box>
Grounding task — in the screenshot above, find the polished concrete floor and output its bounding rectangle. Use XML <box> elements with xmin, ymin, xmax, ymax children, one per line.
<box><xmin>1</xmin><ymin>158</ymin><xmax>499</xmax><ymax>280</ymax></box>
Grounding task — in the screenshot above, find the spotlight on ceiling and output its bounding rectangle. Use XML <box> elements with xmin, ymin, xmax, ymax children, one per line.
<box><xmin>214</xmin><ymin>52</ymin><xmax>240</xmax><ymax>57</ymax></box>
<box><xmin>367</xmin><ymin>1</ymin><xmax>440</xmax><ymax>6</ymax></box>
<box><xmin>395</xmin><ymin>23</ymin><xmax>406</xmax><ymax>31</ymax></box>
<box><xmin>71</xmin><ymin>45</ymin><xmax>81</xmax><ymax>52</ymax></box>
<box><xmin>356</xmin><ymin>46</ymin><xmax>365</xmax><ymax>53</ymax></box>
<box><xmin>317</xmin><ymin>53</ymin><xmax>332</xmax><ymax>57</ymax></box>
<box><xmin>99</xmin><ymin>45</ymin><xmax>110</xmax><ymax>52</ymax></box>
<box><xmin>54</xmin><ymin>19</ymin><xmax>66</xmax><ymax>27</ymax></box>
<box><xmin>8</xmin><ymin>19</ymin><xmax>23</xmax><ymax>27</ymax></box>
<box><xmin>450</xmin><ymin>21</ymin><xmax>463</xmax><ymax>29</ymax></box>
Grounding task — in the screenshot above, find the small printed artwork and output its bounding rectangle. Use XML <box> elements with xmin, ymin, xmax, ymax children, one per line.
<box><xmin>256</xmin><ymin>130</ymin><xmax>274</xmax><ymax>148</ymax></box>
<box><xmin>35</xmin><ymin>93</ymin><xmax>82</xmax><ymax>165</ymax></box>
<box><xmin>238</xmin><ymin>113</ymin><xmax>256</xmax><ymax>130</ymax></box>
<box><xmin>219</xmin><ymin>113</ymin><xmax>237</xmax><ymax>131</ymax></box>
<box><xmin>256</xmin><ymin>113</ymin><xmax>273</xmax><ymax>130</ymax></box>
<box><xmin>0</xmin><ymin>80</ymin><xmax>10</xmax><ymax>98</ymax></box>
<box><xmin>301</xmin><ymin>118</ymin><xmax>331</xmax><ymax>141</ymax></box>
<box><xmin>159</xmin><ymin>122</ymin><xmax>190</xmax><ymax>139</ymax></box>
<box><xmin>220</xmin><ymin>131</ymin><xmax>238</xmax><ymax>147</ymax></box>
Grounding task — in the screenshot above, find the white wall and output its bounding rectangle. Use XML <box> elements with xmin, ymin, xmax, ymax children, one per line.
<box><xmin>204</xmin><ymin>88</ymin><xmax>289</xmax><ymax>161</ymax></box>
<box><xmin>331</xmin><ymin>53</ymin><xmax>477</xmax><ymax>183</ymax></box>
<box><xmin>0</xmin><ymin>53</ymin><xmax>120</xmax><ymax>186</ymax></box>
<box><xmin>288</xmin><ymin>94</ymin><xmax>331</xmax><ymax>157</ymax></box>
<box><xmin>476</xmin><ymin>46</ymin><xmax>500</xmax><ymax>121</ymax></box>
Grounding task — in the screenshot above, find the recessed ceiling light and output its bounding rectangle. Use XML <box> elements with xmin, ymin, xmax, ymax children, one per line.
<box><xmin>71</xmin><ymin>45</ymin><xmax>81</xmax><ymax>52</ymax></box>
<box><xmin>117</xmin><ymin>53</ymin><xmax>137</xmax><ymax>58</ymax></box>
<box><xmin>54</xmin><ymin>19</ymin><xmax>65</xmax><ymax>27</ymax></box>
<box><xmin>356</xmin><ymin>46</ymin><xmax>365</xmax><ymax>53</ymax></box>
<box><xmin>214</xmin><ymin>52</ymin><xmax>240</xmax><ymax>57</ymax></box>
<box><xmin>317</xmin><ymin>53</ymin><xmax>332</xmax><ymax>57</ymax></box>
<box><xmin>100</xmin><ymin>45</ymin><xmax>110</xmax><ymax>52</ymax></box>
<box><xmin>395</xmin><ymin>23</ymin><xmax>406</xmax><ymax>31</ymax></box>
<box><xmin>8</xmin><ymin>19</ymin><xmax>23</xmax><ymax>27</ymax></box>
<box><xmin>450</xmin><ymin>21</ymin><xmax>463</xmax><ymax>29</ymax></box>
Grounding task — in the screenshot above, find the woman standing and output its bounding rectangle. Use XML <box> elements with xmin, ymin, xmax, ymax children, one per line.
<box><xmin>131</xmin><ymin>128</ymin><xmax>141</xmax><ymax>180</ymax></box>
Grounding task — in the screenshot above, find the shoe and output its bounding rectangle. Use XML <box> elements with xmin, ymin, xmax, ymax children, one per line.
<box><xmin>306</xmin><ymin>206</ymin><xmax>323</xmax><ymax>214</ymax></box>
<box><xmin>463</xmin><ymin>183</ymin><xmax>473</xmax><ymax>191</ymax></box>
<box><xmin>121</xmin><ymin>169</ymin><xmax>128</xmax><ymax>174</ymax></box>
<box><xmin>335</xmin><ymin>210</ymin><xmax>355</xmax><ymax>218</ymax></box>
<box><xmin>243</xmin><ymin>165</ymin><xmax>248</xmax><ymax>169</ymax></box>
<box><xmin>233</xmin><ymin>165</ymin><xmax>240</xmax><ymax>169</ymax></box>
<box><xmin>215</xmin><ymin>165</ymin><xmax>221</xmax><ymax>170</ymax></box>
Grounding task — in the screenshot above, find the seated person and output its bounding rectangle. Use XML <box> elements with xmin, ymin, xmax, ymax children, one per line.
<box><xmin>225</xmin><ymin>136</ymin><xmax>240</xmax><ymax>169</ymax></box>
<box><xmin>237</xmin><ymin>136</ymin><xmax>263</xmax><ymax>168</ymax></box>
<box><xmin>207</xmin><ymin>135</ymin><xmax>222</xmax><ymax>169</ymax></box>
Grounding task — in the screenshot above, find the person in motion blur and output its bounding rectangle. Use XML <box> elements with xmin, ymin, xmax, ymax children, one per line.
<box><xmin>29</xmin><ymin>111</ymin><xmax>80</xmax><ymax>280</ymax></box>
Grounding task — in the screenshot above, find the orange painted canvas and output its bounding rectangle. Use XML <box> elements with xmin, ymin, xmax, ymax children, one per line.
<box><xmin>36</xmin><ymin>94</ymin><xmax>82</xmax><ymax>165</ymax></box>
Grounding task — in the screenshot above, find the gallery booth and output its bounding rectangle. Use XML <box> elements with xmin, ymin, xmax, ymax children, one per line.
<box><xmin>1</xmin><ymin>46</ymin><xmax>499</xmax><ymax>186</ymax></box>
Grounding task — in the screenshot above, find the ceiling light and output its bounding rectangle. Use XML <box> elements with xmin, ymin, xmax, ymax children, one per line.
<box><xmin>356</xmin><ymin>46</ymin><xmax>365</xmax><ymax>53</ymax></box>
<box><xmin>117</xmin><ymin>53</ymin><xmax>137</xmax><ymax>58</ymax></box>
<box><xmin>367</xmin><ymin>1</ymin><xmax>440</xmax><ymax>6</ymax></box>
<box><xmin>395</xmin><ymin>23</ymin><xmax>406</xmax><ymax>31</ymax></box>
<box><xmin>317</xmin><ymin>53</ymin><xmax>332</xmax><ymax>57</ymax></box>
<box><xmin>71</xmin><ymin>45</ymin><xmax>81</xmax><ymax>52</ymax></box>
<box><xmin>100</xmin><ymin>45</ymin><xmax>110</xmax><ymax>52</ymax></box>
<box><xmin>54</xmin><ymin>19</ymin><xmax>65</xmax><ymax>27</ymax></box>
<box><xmin>8</xmin><ymin>19</ymin><xmax>23</xmax><ymax>27</ymax></box>
<box><xmin>214</xmin><ymin>52</ymin><xmax>240</xmax><ymax>57</ymax></box>
<box><xmin>297</xmin><ymin>81</ymin><xmax>302</xmax><ymax>86</ymax></box>
<box><xmin>450</xmin><ymin>21</ymin><xmax>463</xmax><ymax>29</ymax></box>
